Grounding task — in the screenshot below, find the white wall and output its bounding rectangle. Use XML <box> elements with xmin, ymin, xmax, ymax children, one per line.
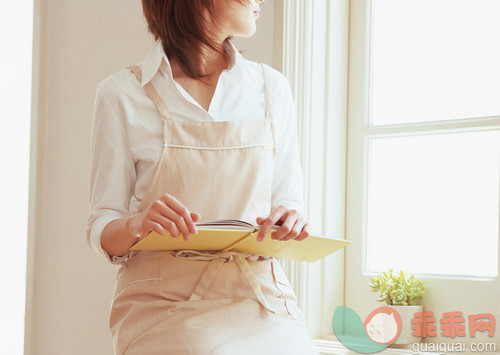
<box><xmin>26</xmin><ymin>0</ymin><xmax>276</xmax><ymax>354</ymax></box>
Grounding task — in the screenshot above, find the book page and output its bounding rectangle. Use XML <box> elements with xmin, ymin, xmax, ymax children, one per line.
<box><xmin>196</xmin><ymin>219</ymin><xmax>255</xmax><ymax>230</ymax></box>
<box><xmin>196</xmin><ymin>219</ymin><xmax>281</xmax><ymax>231</ymax></box>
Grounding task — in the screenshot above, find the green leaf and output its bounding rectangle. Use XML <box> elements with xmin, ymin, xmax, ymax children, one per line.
<box><xmin>368</xmin><ymin>268</ymin><xmax>425</xmax><ymax>306</ymax></box>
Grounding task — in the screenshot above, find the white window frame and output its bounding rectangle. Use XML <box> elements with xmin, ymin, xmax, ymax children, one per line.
<box><xmin>344</xmin><ymin>0</ymin><xmax>500</xmax><ymax>351</ymax></box>
<box><xmin>274</xmin><ymin>0</ymin><xmax>350</xmax><ymax>349</ymax></box>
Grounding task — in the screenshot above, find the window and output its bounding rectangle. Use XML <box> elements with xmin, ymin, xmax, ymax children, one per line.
<box><xmin>346</xmin><ymin>0</ymin><xmax>500</xmax><ymax>347</ymax></box>
<box><xmin>366</xmin><ymin>0</ymin><xmax>499</xmax><ymax>278</ymax></box>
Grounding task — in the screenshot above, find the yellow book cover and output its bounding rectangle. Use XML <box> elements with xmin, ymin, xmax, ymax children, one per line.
<box><xmin>130</xmin><ymin>219</ymin><xmax>350</xmax><ymax>263</ymax></box>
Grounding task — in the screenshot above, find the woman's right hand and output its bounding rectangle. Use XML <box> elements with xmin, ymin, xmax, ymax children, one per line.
<box><xmin>125</xmin><ymin>193</ymin><xmax>200</xmax><ymax>241</ymax></box>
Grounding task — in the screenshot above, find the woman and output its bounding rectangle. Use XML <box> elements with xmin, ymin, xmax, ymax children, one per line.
<box><xmin>87</xmin><ymin>0</ymin><xmax>319</xmax><ymax>354</ymax></box>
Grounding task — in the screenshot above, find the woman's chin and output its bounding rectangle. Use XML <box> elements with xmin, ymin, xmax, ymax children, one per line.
<box><xmin>234</xmin><ymin>26</ymin><xmax>257</xmax><ymax>38</ymax></box>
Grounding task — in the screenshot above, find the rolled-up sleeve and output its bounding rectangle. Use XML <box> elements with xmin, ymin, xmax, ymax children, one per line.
<box><xmin>86</xmin><ymin>81</ymin><xmax>136</xmax><ymax>264</ymax></box>
<box><xmin>270</xmin><ymin>73</ymin><xmax>305</xmax><ymax>216</ymax></box>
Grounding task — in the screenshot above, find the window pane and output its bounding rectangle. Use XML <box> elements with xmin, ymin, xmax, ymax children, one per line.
<box><xmin>366</xmin><ymin>131</ymin><xmax>499</xmax><ymax>277</ymax></box>
<box><xmin>371</xmin><ymin>0</ymin><xmax>500</xmax><ymax>125</ymax></box>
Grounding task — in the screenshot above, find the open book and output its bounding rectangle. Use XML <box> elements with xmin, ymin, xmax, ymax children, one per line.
<box><xmin>130</xmin><ymin>219</ymin><xmax>350</xmax><ymax>263</ymax></box>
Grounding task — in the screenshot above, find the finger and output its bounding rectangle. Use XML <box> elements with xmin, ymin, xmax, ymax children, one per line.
<box><xmin>257</xmin><ymin>215</ymin><xmax>285</xmax><ymax>227</ymax></box>
<box><xmin>190</xmin><ymin>212</ymin><xmax>201</xmax><ymax>234</ymax></box>
<box><xmin>295</xmin><ymin>223</ymin><xmax>311</xmax><ymax>241</ymax></box>
<box><xmin>148</xmin><ymin>201</ymin><xmax>183</xmax><ymax>238</ymax></box>
<box><xmin>143</xmin><ymin>220</ymin><xmax>166</xmax><ymax>237</ymax></box>
<box><xmin>256</xmin><ymin>205</ymin><xmax>288</xmax><ymax>241</ymax></box>
<box><xmin>163</xmin><ymin>219</ymin><xmax>181</xmax><ymax>238</ymax></box>
<box><xmin>256</xmin><ymin>216</ymin><xmax>265</xmax><ymax>225</ymax></box>
<box><xmin>159</xmin><ymin>195</ymin><xmax>195</xmax><ymax>239</ymax></box>
<box><xmin>157</xmin><ymin>203</ymin><xmax>191</xmax><ymax>241</ymax></box>
<box><xmin>161</xmin><ymin>194</ymin><xmax>197</xmax><ymax>235</ymax></box>
<box><xmin>257</xmin><ymin>217</ymin><xmax>277</xmax><ymax>242</ymax></box>
<box><xmin>272</xmin><ymin>210</ymin><xmax>300</xmax><ymax>240</ymax></box>
<box><xmin>147</xmin><ymin>210</ymin><xmax>181</xmax><ymax>238</ymax></box>
<box><xmin>272</xmin><ymin>212</ymin><xmax>297</xmax><ymax>240</ymax></box>
<box><xmin>191</xmin><ymin>212</ymin><xmax>201</xmax><ymax>224</ymax></box>
<box><xmin>171</xmin><ymin>213</ymin><xmax>192</xmax><ymax>241</ymax></box>
<box><xmin>281</xmin><ymin>218</ymin><xmax>304</xmax><ymax>241</ymax></box>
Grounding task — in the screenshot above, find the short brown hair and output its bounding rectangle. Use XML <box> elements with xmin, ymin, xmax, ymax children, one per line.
<box><xmin>141</xmin><ymin>0</ymin><xmax>247</xmax><ymax>79</ymax></box>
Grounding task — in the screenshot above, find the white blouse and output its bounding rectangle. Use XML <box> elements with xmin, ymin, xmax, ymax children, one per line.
<box><xmin>87</xmin><ymin>39</ymin><xmax>304</xmax><ymax>263</ymax></box>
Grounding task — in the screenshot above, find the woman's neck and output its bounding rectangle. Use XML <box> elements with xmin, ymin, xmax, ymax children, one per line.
<box><xmin>171</xmin><ymin>39</ymin><xmax>230</xmax><ymax>79</ymax></box>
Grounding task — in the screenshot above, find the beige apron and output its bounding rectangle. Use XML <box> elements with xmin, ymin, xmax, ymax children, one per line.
<box><xmin>109</xmin><ymin>64</ymin><xmax>319</xmax><ymax>355</ymax></box>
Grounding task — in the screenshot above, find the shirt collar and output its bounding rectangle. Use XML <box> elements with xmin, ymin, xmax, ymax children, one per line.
<box><xmin>140</xmin><ymin>38</ymin><xmax>245</xmax><ymax>87</ymax></box>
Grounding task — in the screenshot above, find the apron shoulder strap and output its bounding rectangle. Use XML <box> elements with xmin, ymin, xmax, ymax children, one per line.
<box><xmin>260</xmin><ymin>63</ymin><xmax>275</xmax><ymax>123</ymax></box>
<box><xmin>127</xmin><ymin>65</ymin><xmax>173</xmax><ymax>122</ymax></box>
<box><xmin>260</xmin><ymin>63</ymin><xmax>277</xmax><ymax>148</ymax></box>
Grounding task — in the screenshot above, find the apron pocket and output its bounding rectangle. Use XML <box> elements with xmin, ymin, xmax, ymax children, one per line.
<box><xmin>113</xmin><ymin>256</ymin><xmax>162</xmax><ymax>300</ymax></box>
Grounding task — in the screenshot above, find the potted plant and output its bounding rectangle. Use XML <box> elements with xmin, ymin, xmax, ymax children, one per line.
<box><xmin>369</xmin><ymin>269</ymin><xmax>425</xmax><ymax>344</ymax></box>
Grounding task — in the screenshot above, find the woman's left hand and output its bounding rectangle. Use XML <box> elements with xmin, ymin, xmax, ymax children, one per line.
<box><xmin>255</xmin><ymin>205</ymin><xmax>310</xmax><ymax>242</ymax></box>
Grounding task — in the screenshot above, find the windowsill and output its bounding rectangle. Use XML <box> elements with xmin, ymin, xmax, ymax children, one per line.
<box><xmin>313</xmin><ymin>339</ymin><xmax>441</xmax><ymax>355</ymax></box>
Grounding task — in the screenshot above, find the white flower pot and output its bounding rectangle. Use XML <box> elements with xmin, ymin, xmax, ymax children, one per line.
<box><xmin>388</xmin><ymin>305</ymin><xmax>423</xmax><ymax>344</ymax></box>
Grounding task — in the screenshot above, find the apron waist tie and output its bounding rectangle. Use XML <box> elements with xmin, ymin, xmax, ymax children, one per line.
<box><xmin>174</xmin><ymin>250</ymin><xmax>278</xmax><ymax>314</ymax></box>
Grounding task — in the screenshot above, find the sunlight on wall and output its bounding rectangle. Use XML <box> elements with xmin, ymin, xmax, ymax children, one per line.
<box><xmin>0</xmin><ymin>1</ymin><xmax>33</xmax><ymax>353</ymax></box>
